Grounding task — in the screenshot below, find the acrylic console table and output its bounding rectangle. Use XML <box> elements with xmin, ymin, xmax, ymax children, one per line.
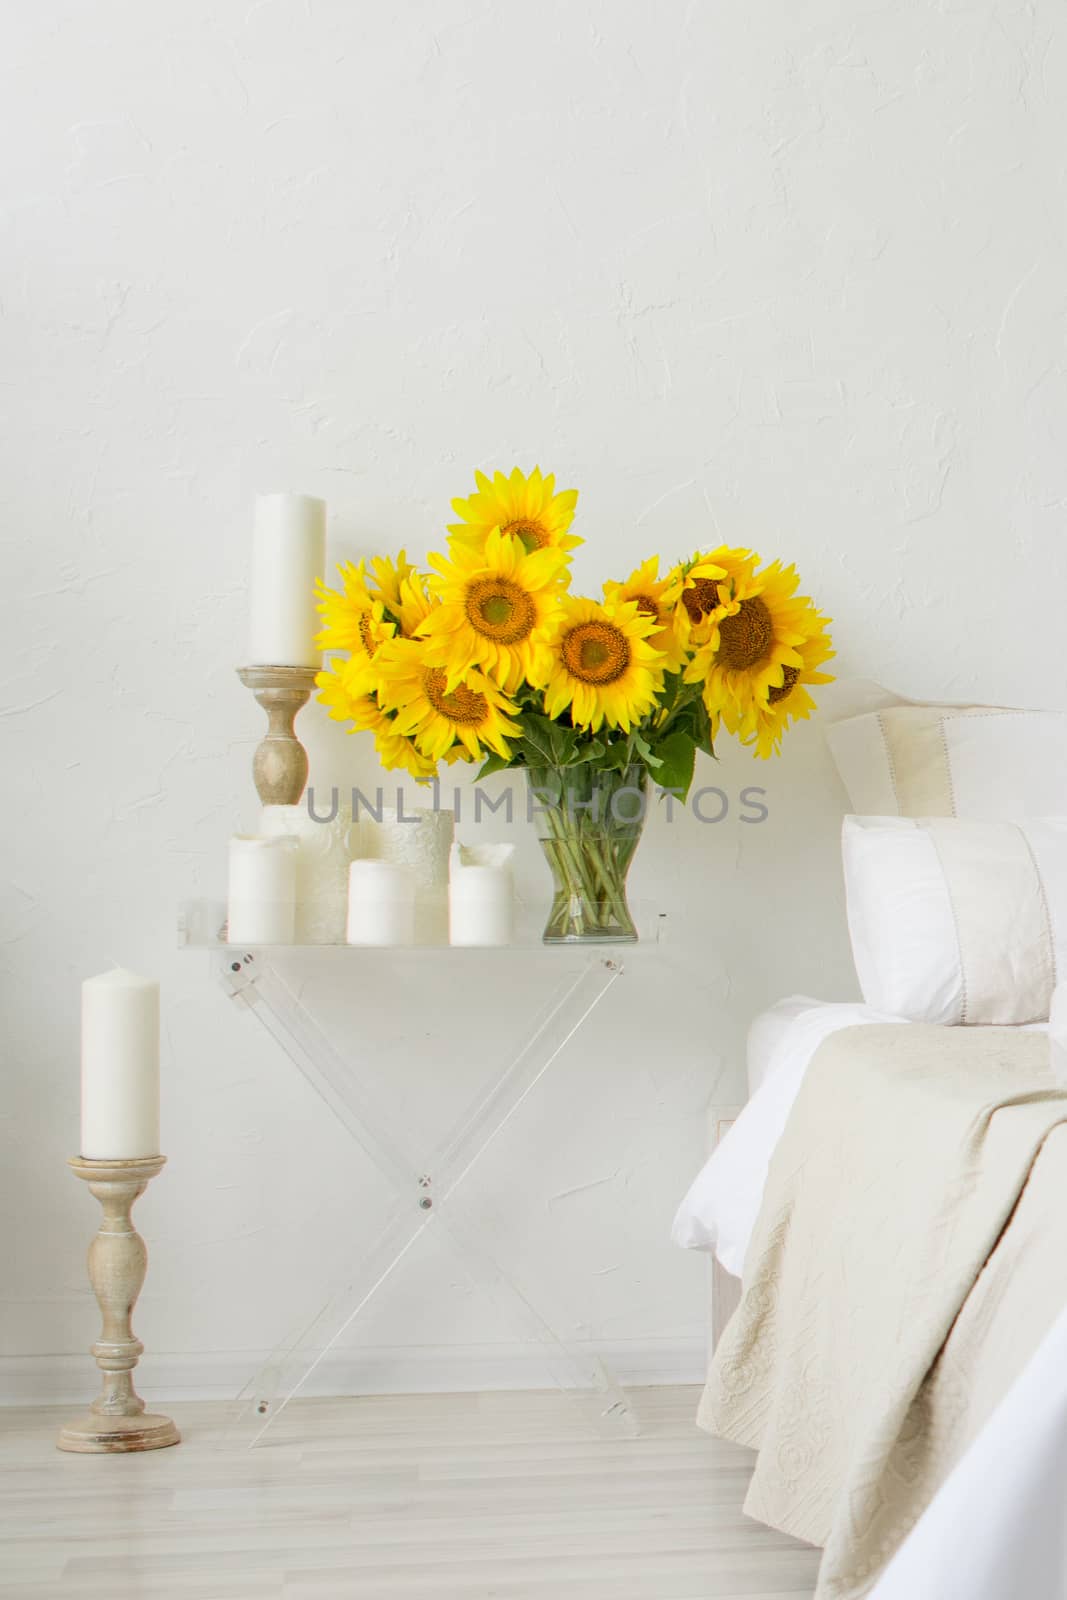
<box><xmin>179</xmin><ymin>901</ymin><xmax>668</xmax><ymax>1448</ymax></box>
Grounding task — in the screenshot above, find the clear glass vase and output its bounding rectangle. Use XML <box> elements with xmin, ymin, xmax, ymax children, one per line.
<box><xmin>526</xmin><ymin>765</ymin><xmax>647</xmax><ymax>944</ymax></box>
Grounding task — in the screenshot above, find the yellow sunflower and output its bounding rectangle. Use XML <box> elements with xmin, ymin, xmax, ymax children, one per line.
<box><xmin>685</xmin><ymin>560</ymin><xmax>814</xmax><ymax>725</ymax></box>
<box><xmin>315</xmin><ymin>562</ymin><xmax>395</xmax><ymax>696</ymax></box>
<box><xmin>603</xmin><ymin>556</ymin><xmax>688</xmax><ymax>674</ymax></box>
<box><xmin>395</xmin><ymin>570</ymin><xmax>437</xmax><ymax>638</ymax></box>
<box><xmin>673</xmin><ymin>546</ymin><xmax>761</xmax><ymax>648</ymax></box>
<box><xmin>738</xmin><ymin>608</ymin><xmax>835</xmax><ymax>758</ymax></box>
<box><xmin>419</xmin><ymin>527</ymin><xmax>568</xmax><ymax>691</ymax></box>
<box><xmin>534</xmin><ymin>595</ymin><xmax>665</xmax><ymax>733</ymax></box>
<box><xmin>314</xmin><ymin>664</ymin><xmax>436</xmax><ymax>781</ymax></box>
<box><xmin>368</xmin><ymin>550</ymin><xmax>418</xmax><ymax>614</ymax></box>
<box><xmin>375</xmin><ymin>638</ymin><xmax>522</xmax><ymax>762</ymax></box>
<box><xmin>315</xmin><ymin>656</ymin><xmax>363</xmax><ymax>726</ymax></box>
<box><xmin>449</xmin><ymin>466</ymin><xmax>581</xmax><ymax>555</ymax></box>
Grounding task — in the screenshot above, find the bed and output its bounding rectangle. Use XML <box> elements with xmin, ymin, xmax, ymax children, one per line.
<box><xmin>675</xmin><ymin>1000</ymin><xmax>1067</xmax><ymax>1600</ymax></box>
<box><xmin>672</xmin><ymin>682</ymin><xmax>1067</xmax><ymax>1600</ymax></box>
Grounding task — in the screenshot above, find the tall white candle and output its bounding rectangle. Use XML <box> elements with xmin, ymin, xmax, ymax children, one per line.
<box><xmin>227</xmin><ymin>835</ymin><xmax>298</xmax><ymax>944</ymax></box>
<box><xmin>246</xmin><ymin>493</ymin><xmax>326</xmax><ymax>667</ymax></box>
<box><xmin>346</xmin><ymin>860</ymin><xmax>415</xmax><ymax>946</ymax></box>
<box><xmin>449</xmin><ymin>842</ymin><xmax>515</xmax><ymax>946</ymax></box>
<box><xmin>81</xmin><ymin>969</ymin><xmax>160</xmax><ymax>1160</ymax></box>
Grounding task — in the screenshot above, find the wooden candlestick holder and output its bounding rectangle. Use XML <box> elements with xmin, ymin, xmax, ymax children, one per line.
<box><xmin>237</xmin><ymin>664</ymin><xmax>318</xmax><ymax>806</ymax></box>
<box><xmin>58</xmin><ymin>1155</ymin><xmax>180</xmax><ymax>1455</ymax></box>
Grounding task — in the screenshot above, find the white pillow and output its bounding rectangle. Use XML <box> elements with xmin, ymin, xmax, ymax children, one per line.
<box><xmin>823</xmin><ymin>686</ymin><xmax>1067</xmax><ymax>819</ymax></box>
<box><xmin>843</xmin><ymin>816</ymin><xmax>1067</xmax><ymax>1025</ymax></box>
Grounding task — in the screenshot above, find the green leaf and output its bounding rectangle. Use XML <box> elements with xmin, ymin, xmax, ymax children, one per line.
<box><xmin>656</xmin><ymin>670</ymin><xmax>685</xmax><ymax>716</ymax></box>
<box><xmin>632</xmin><ymin>732</ymin><xmax>664</xmax><ymax>769</ymax></box>
<box><xmin>475</xmin><ymin>752</ymin><xmax>513</xmax><ymax>781</ymax></box>
<box><xmin>665</xmin><ymin>699</ymin><xmax>716</xmax><ymax>760</ymax></box>
<box><xmin>691</xmin><ymin>703</ymin><xmax>716</xmax><ymax>759</ymax></box>
<box><xmin>515</xmin><ymin>720</ymin><xmax>556</xmax><ymax>770</ymax></box>
<box><xmin>518</xmin><ymin>713</ymin><xmax>580</xmax><ymax>769</ymax></box>
<box><xmin>649</xmin><ymin>730</ymin><xmax>697</xmax><ymax>799</ymax></box>
<box><xmin>597</xmin><ymin>738</ymin><xmax>633</xmax><ymax>771</ymax></box>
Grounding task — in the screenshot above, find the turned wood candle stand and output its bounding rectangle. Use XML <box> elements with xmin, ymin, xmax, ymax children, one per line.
<box><xmin>58</xmin><ymin>1155</ymin><xmax>180</xmax><ymax>1454</ymax></box>
<box><xmin>237</xmin><ymin>664</ymin><xmax>318</xmax><ymax>806</ymax></box>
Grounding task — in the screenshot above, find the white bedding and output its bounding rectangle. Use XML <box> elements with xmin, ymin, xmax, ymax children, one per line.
<box><xmin>672</xmin><ymin>997</ymin><xmax>1048</xmax><ymax>1274</ymax></box>
<box><xmin>868</xmin><ymin>1299</ymin><xmax>1067</xmax><ymax>1599</ymax></box>
<box><xmin>674</xmin><ymin>998</ymin><xmax>1059</xmax><ymax>1600</ymax></box>
<box><xmin>672</xmin><ymin>997</ymin><xmax>907</xmax><ymax>1273</ymax></box>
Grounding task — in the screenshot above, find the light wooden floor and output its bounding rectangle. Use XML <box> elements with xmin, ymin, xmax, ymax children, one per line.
<box><xmin>0</xmin><ymin>1387</ymin><xmax>820</xmax><ymax>1599</ymax></box>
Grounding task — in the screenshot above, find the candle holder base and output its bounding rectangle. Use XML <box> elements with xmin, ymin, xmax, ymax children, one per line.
<box><xmin>58</xmin><ymin>1155</ymin><xmax>180</xmax><ymax>1457</ymax></box>
<box><xmin>237</xmin><ymin>665</ymin><xmax>318</xmax><ymax>807</ymax></box>
<box><xmin>58</xmin><ymin>1410</ymin><xmax>180</xmax><ymax>1455</ymax></box>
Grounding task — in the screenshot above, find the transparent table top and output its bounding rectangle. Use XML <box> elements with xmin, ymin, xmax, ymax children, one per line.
<box><xmin>177</xmin><ymin>899</ymin><xmax>667</xmax><ymax>953</ymax></box>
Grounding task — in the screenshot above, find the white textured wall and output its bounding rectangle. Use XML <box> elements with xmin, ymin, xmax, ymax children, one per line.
<box><xmin>3</xmin><ymin>0</ymin><xmax>1066</xmax><ymax>1400</ymax></box>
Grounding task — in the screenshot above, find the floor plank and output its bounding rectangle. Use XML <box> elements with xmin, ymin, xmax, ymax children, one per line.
<box><xmin>0</xmin><ymin>1388</ymin><xmax>819</xmax><ymax>1599</ymax></box>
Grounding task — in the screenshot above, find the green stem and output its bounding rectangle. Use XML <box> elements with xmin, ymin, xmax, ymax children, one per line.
<box><xmin>543</xmin><ymin>801</ymin><xmax>601</xmax><ymax>912</ymax></box>
<box><xmin>530</xmin><ymin>767</ymin><xmax>643</xmax><ymax>938</ymax></box>
<box><xmin>589</xmin><ymin>836</ymin><xmax>631</xmax><ymax>930</ymax></box>
<box><xmin>650</xmin><ymin>680</ymin><xmax>704</xmax><ymax>739</ymax></box>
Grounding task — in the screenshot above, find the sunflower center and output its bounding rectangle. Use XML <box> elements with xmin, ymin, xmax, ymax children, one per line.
<box><xmin>767</xmin><ymin>665</ymin><xmax>800</xmax><ymax>705</ymax></box>
<box><xmin>500</xmin><ymin>519</ymin><xmax>547</xmax><ymax>553</ymax></box>
<box><xmin>716</xmin><ymin>597</ymin><xmax>774</xmax><ymax>671</ymax></box>
<box><xmin>422</xmin><ymin>668</ymin><xmax>487</xmax><ymax>726</ymax></box>
<box><xmin>683</xmin><ymin>576</ymin><xmax>723</xmax><ymax>624</ymax></box>
<box><xmin>634</xmin><ymin>595</ymin><xmax>660</xmax><ymax>621</ymax></box>
<box><xmin>561</xmin><ymin>621</ymin><xmax>631</xmax><ymax>685</ymax></box>
<box><xmin>464</xmin><ymin>577</ymin><xmax>536</xmax><ymax>644</ymax></box>
<box><xmin>357</xmin><ymin>612</ymin><xmax>377</xmax><ymax>657</ymax></box>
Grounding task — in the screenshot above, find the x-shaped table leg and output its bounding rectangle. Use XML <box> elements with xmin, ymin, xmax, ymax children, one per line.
<box><xmin>213</xmin><ymin>948</ymin><xmax>641</xmax><ymax>1447</ymax></box>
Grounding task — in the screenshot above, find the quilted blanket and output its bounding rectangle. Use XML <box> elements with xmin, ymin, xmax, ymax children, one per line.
<box><xmin>699</xmin><ymin>1024</ymin><xmax>1067</xmax><ymax>1598</ymax></box>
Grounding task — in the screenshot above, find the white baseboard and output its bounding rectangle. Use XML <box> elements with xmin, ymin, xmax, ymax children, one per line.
<box><xmin>0</xmin><ymin>1338</ymin><xmax>707</xmax><ymax>1407</ymax></box>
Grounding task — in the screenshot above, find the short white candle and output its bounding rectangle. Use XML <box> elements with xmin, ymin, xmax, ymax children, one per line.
<box><xmin>228</xmin><ymin>835</ymin><xmax>298</xmax><ymax>944</ymax></box>
<box><xmin>81</xmin><ymin>969</ymin><xmax>160</xmax><ymax>1160</ymax></box>
<box><xmin>346</xmin><ymin>860</ymin><xmax>415</xmax><ymax>947</ymax></box>
<box><xmin>449</xmin><ymin>843</ymin><xmax>514</xmax><ymax>946</ymax></box>
<box><xmin>357</xmin><ymin>807</ymin><xmax>454</xmax><ymax>944</ymax></box>
<box><xmin>246</xmin><ymin>493</ymin><xmax>326</xmax><ymax>667</ymax></box>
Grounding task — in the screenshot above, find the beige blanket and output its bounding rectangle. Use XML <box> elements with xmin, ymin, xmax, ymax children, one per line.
<box><xmin>699</xmin><ymin>1024</ymin><xmax>1067</xmax><ymax>1599</ymax></box>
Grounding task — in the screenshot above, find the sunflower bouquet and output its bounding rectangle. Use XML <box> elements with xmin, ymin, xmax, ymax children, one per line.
<box><xmin>315</xmin><ymin>467</ymin><xmax>833</xmax><ymax>941</ymax></box>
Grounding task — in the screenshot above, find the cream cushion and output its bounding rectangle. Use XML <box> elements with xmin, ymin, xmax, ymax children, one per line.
<box><xmin>822</xmin><ymin>682</ymin><xmax>1067</xmax><ymax>820</ymax></box>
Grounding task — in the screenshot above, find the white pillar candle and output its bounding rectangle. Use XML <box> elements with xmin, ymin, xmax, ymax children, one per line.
<box><xmin>227</xmin><ymin>835</ymin><xmax>297</xmax><ymax>944</ymax></box>
<box><xmin>260</xmin><ymin>801</ymin><xmax>352</xmax><ymax>944</ymax></box>
<box><xmin>346</xmin><ymin>860</ymin><xmax>415</xmax><ymax>947</ymax></box>
<box><xmin>358</xmin><ymin>806</ymin><xmax>454</xmax><ymax>944</ymax></box>
<box><xmin>449</xmin><ymin>842</ymin><xmax>515</xmax><ymax>947</ymax></box>
<box><xmin>81</xmin><ymin>969</ymin><xmax>160</xmax><ymax>1159</ymax></box>
<box><xmin>246</xmin><ymin>493</ymin><xmax>326</xmax><ymax>667</ymax></box>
